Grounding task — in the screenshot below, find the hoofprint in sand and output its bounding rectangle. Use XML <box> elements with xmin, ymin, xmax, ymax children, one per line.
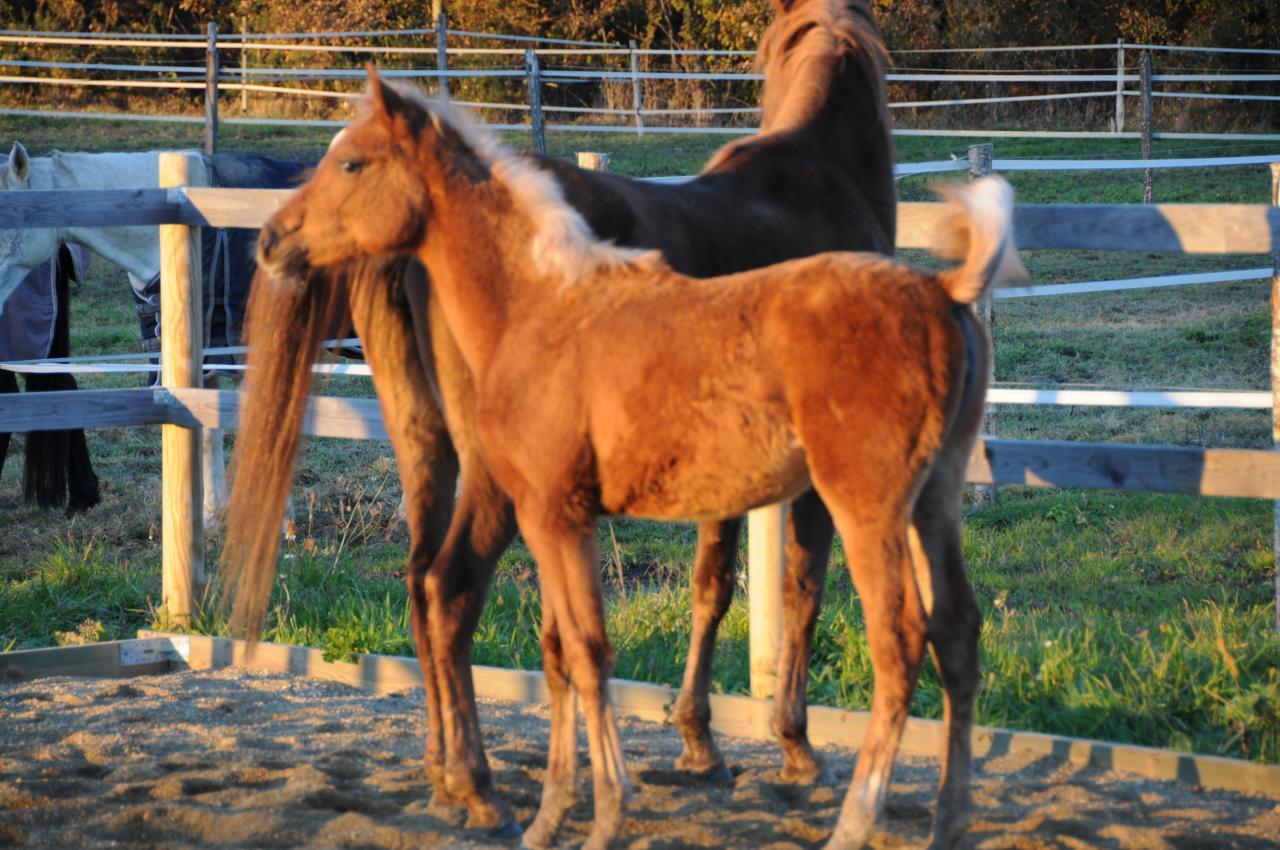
<box><xmin>0</xmin><ymin>668</ymin><xmax>1277</xmax><ymax>849</ymax></box>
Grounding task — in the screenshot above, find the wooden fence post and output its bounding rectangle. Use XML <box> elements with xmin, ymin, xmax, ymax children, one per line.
<box><xmin>576</xmin><ymin>151</ymin><xmax>609</xmax><ymax>172</ymax></box>
<box><xmin>629</xmin><ymin>40</ymin><xmax>644</xmax><ymax>137</ymax></box>
<box><xmin>1114</xmin><ymin>39</ymin><xmax>1125</xmax><ymax>134</ymax></box>
<box><xmin>159</xmin><ymin>152</ymin><xmax>207</xmax><ymax>625</ymax></box>
<box><xmin>969</xmin><ymin>142</ymin><xmax>996</xmax><ymax>507</ymax></box>
<box><xmin>1140</xmin><ymin>52</ymin><xmax>1153</xmax><ymax>204</ymax></box>
<box><xmin>1271</xmin><ymin>162</ymin><xmax>1280</xmax><ymax>631</ymax></box>
<box><xmin>204</xmin><ymin>22</ymin><xmax>219</xmax><ymax>156</ymax></box>
<box><xmin>526</xmin><ymin>48</ymin><xmax>546</xmax><ymax>156</ymax></box>
<box><xmin>748</xmin><ymin>503</ymin><xmax>786</xmax><ymax>699</ymax></box>
<box><xmin>435</xmin><ymin>7</ymin><xmax>450</xmax><ymax>101</ymax></box>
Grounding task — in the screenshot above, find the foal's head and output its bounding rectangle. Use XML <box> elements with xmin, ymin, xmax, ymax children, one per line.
<box><xmin>258</xmin><ymin>70</ymin><xmax>481</xmax><ymax>278</ymax></box>
<box><xmin>261</xmin><ymin>70</ymin><xmax>652</xmax><ymax>288</ymax></box>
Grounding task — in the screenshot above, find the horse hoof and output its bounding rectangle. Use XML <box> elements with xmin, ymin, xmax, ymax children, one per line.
<box><xmin>520</xmin><ymin>815</ymin><xmax>560</xmax><ymax>850</ymax></box>
<box><xmin>778</xmin><ymin>760</ymin><xmax>835</xmax><ymax>786</ymax></box>
<box><xmin>426</xmin><ymin>794</ymin><xmax>467</xmax><ymax>827</ymax></box>
<box><xmin>674</xmin><ymin>749</ymin><xmax>732</xmax><ymax>783</ymax></box>
<box><xmin>488</xmin><ymin>819</ymin><xmax>523</xmax><ymax>840</ymax></box>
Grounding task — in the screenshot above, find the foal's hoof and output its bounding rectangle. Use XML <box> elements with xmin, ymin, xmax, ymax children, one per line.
<box><xmin>674</xmin><ymin>748</ymin><xmax>733</xmax><ymax>783</ymax></box>
<box><xmin>778</xmin><ymin>759</ymin><xmax>835</xmax><ymax>786</ymax></box>
<box><xmin>426</xmin><ymin>794</ymin><xmax>468</xmax><ymax>827</ymax></box>
<box><xmin>520</xmin><ymin>819</ymin><xmax>557</xmax><ymax>850</ymax></box>
<box><xmin>465</xmin><ymin>799</ymin><xmax>518</xmax><ymax>834</ymax></box>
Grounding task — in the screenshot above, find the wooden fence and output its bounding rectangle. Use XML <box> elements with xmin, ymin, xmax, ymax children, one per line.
<box><xmin>2</xmin><ymin>153</ymin><xmax>1280</xmax><ymax>692</ymax></box>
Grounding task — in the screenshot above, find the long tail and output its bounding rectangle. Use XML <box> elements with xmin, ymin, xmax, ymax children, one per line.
<box><xmin>932</xmin><ymin>175</ymin><xmax>1027</xmax><ymax>304</ymax></box>
<box><xmin>219</xmin><ymin>264</ymin><xmax>346</xmax><ymax>640</ymax></box>
<box><xmin>24</xmin><ymin>247</ymin><xmax>77</xmax><ymax>509</ymax></box>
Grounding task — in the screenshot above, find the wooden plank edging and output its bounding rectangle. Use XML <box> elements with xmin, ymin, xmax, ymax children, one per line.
<box><xmin>0</xmin><ymin>638</ymin><xmax>179</xmax><ymax>680</ymax></box>
<box><xmin>119</xmin><ymin>631</ymin><xmax>1279</xmax><ymax>798</ymax></box>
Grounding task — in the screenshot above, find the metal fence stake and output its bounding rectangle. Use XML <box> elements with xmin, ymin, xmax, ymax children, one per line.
<box><xmin>1114</xmin><ymin>39</ymin><xmax>1125</xmax><ymax>133</ymax></box>
<box><xmin>435</xmin><ymin>6</ymin><xmax>450</xmax><ymax>101</ymax></box>
<box><xmin>204</xmin><ymin>22</ymin><xmax>219</xmax><ymax>155</ymax></box>
<box><xmin>629</xmin><ymin>40</ymin><xmax>644</xmax><ymax>137</ymax></box>
<box><xmin>969</xmin><ymin>143</ymin><xmax>997</xmax><ymax>507</ymax></box>
<box><xmin>526</xmin><ymin>48</ymin><xmax>545</xmax><ymax>155</ymax></box>
<box><xmin>1272</xmin><ymin>162</ymin><xmax>1280</xmax><ymax>631</ymax></box>
<box><xmin>1141</xmin><ymin>52</ymin><xmax>1154</xmax><ymax>203</ymax></box>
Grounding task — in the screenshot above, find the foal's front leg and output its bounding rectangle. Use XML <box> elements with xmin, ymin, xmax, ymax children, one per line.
<box><xmin>519</xmin><ymin>510</ymin><xmax>630</xmax><ymax>850</ymax></box>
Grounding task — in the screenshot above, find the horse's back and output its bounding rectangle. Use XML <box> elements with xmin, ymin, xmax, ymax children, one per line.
<box><xmin>208</xmin><ymin>153</ymin><xmax>313</xmax><ymax>190</ymax></box>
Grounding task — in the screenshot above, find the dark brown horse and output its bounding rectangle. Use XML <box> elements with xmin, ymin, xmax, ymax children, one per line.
<box><xmin>223</xmin><ymin>0</ymin><xmax>897</xmax><ymax>835</ymax></box>
<box><xmin>256</xmin><ymin>75</ymin><xmax>1023</xmax><ymax>850</ymax></box>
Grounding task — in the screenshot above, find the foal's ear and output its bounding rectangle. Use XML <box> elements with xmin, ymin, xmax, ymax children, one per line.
<box><xmin>772</xmin><ymin>0</ymin><xmax>800</xmax><ymax>12</ymax></box>
<box><xmin>8</xmin><ymin>141</ymin><xmax>30</xmax><ymax>183</ymax></box>
<box><xmin>366</xmin><ymin>63</ymin><xmax>418</xmax><ymax>134</ymax></box>
<box><xmin>367</xmin><ymin>63</ymin><xmax>390</xmax><ymax>121</ymax></box>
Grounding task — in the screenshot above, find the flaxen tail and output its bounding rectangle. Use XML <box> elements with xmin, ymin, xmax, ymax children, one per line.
<box><xmin>931</xmin><ymin>175</ymin><xmax>1027</xmax><ymax>304</ymax></box>
<box><xmin>220</xmin><ymin>265</ymin><xmax>346</xmax><ymax>641</ymax></box>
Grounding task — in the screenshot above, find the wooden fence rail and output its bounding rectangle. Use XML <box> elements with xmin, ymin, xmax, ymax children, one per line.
<box><xmin>6</xmin><ymin>385</ymin><xmax>1280</xmax><ymax>498</ymax></box>
<box><xmin>4</xmin><ymin>181</ymin><xmax>1280</xmax><ymax>685</ymax></box>
<box><xmin>3</xmin><ymin>187</ymin><xmax>1278</xmax><ymax>253</ymax></box>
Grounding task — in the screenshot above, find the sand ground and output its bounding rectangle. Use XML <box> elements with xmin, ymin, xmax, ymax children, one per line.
<box><xmin>1</xmin><ymin>667</ymin><xmax>1278</xmax><ymax>849</ymax></box>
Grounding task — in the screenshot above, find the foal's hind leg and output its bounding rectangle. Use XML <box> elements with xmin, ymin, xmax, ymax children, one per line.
<box><xmin>818</xmin><ymin>500</ymin><xmax>928</xmax><ymax>850</ymax></box>
<box><xmin>671</xmin><ymin>516</ymin><xmax>741</xmax><ymax>780</ymax></box>
<box><xmin>773</xmin><ymin>488</ymin><xmax>836</xmax><ymax>784</ymax></box>
<box><xmin>909</xmin><ymin>469</ymin><xmax>981</xmax><ymax>850</ymax></box>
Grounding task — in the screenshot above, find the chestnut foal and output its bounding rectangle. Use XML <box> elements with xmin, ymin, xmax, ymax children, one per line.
<box><xmin>226</xmin><ymin>0</ymin><xmax>897</xmax><ymax>831</ymax></box>
<box><xmin>258</xmin><ymin>78</ymin><xmax>1023</xmax><ymax>850</ymax></box>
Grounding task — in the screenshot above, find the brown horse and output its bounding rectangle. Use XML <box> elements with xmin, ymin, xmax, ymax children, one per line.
<box><xmin>223</xmin><ymin>0</ymin><xmax>896</xmax><ymax>834</ymax></box>
<box><xmin>257</xmin><ymin>77</ymin><xmax>1023</xmax><ymax>850</ymax></box>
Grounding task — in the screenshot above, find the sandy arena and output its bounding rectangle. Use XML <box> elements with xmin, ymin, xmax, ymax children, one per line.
<box><xmin>1</xmin><ymin>667</ymin><xmax>1278</xmax><ymax>849</ymax></box>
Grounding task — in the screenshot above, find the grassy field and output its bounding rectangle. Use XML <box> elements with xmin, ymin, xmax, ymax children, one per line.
<box><xmin>1</xmin><ymin>115</ymin><xmax>1278</xmax><ymax>764</ymax></box>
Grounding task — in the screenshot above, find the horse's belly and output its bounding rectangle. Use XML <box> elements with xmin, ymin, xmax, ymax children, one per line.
<box><xmin>598</xmin><ymin>421</ymin><xmax>810</xmax><ymax>522</ymax></box>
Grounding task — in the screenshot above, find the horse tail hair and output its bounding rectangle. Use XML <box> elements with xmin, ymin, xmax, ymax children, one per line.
<box><xmin>219</xmin><ymin>265</ymin><xmax>346</xmax><ymax>642</ymax></box>
<box><xmin>932</xmin><ymin>175</ymin><xmax>1027</xmax><ymax>305</ymax></box>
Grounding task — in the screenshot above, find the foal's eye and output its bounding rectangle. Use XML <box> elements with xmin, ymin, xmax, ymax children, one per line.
<box><xmin>338</xmin><ymin>160</ymin><xmax>365</xmax><ymax>175</ymax></box>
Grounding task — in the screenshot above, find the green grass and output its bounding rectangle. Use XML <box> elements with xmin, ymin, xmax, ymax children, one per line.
<box><xmin>1</xmin><ymin>121</ymin><xmax>1278</xmax><ymax>764</ymax></box>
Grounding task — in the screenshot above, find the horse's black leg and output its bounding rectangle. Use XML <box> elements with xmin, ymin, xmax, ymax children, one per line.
<box><xmin>22</xmin><ymin>370</ymin><xmax>69</xmax><ymax>510</ymax></box>
<box><xmin>65</xmin><ymin>411</ymin><xmax>101</xmax><ymax>514</ymax></box>
<box><xmin>0</xmin><ymin>368</ymin><xmax>16</xmax><ymax>487</ymax></box>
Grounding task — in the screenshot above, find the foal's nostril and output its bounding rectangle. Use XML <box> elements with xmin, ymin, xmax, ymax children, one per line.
<box><xmin>257</xmin><ymin>225</ymin><xmax>280</xmax><ymax>261</ymax></box>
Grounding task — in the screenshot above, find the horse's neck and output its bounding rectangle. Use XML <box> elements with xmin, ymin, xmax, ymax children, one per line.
<box><xmin>47</xmin><ymin>151</ymin><xmax>200</xmax><ymax>282</ymax></box>
<box><xmin>758</xmin><ymin>70</ymin><xmax>897</xmax><ymax>248</ymax></box>
<box><xmin>417</xmin><ymin>179</ymin><xmax>526</xmax><ymax>382</ymax></box>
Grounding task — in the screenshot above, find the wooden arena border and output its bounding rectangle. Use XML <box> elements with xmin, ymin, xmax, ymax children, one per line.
<box><xmin>2</xmin><ymin>631</ymin><xmax>1278</xmax><ymax>799</ymax></box>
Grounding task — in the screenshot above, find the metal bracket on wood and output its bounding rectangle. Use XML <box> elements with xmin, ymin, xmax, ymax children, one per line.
<box><xmin>120</xmin><ymin>636</ymin><xmax>191</xmax><ymax>668</ymax></box>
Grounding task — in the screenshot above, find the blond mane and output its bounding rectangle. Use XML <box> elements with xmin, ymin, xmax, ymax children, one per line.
<box><xmin>377</xmin><ymin>81</ymin><xmax>657</xmax><ymax>286</ymax></box>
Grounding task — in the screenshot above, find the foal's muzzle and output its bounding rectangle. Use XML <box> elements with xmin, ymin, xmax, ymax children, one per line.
<box><xmin>256</xmin><ymin>221</ymin><xmax>306</xmax><ymax>278</ymax></box>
